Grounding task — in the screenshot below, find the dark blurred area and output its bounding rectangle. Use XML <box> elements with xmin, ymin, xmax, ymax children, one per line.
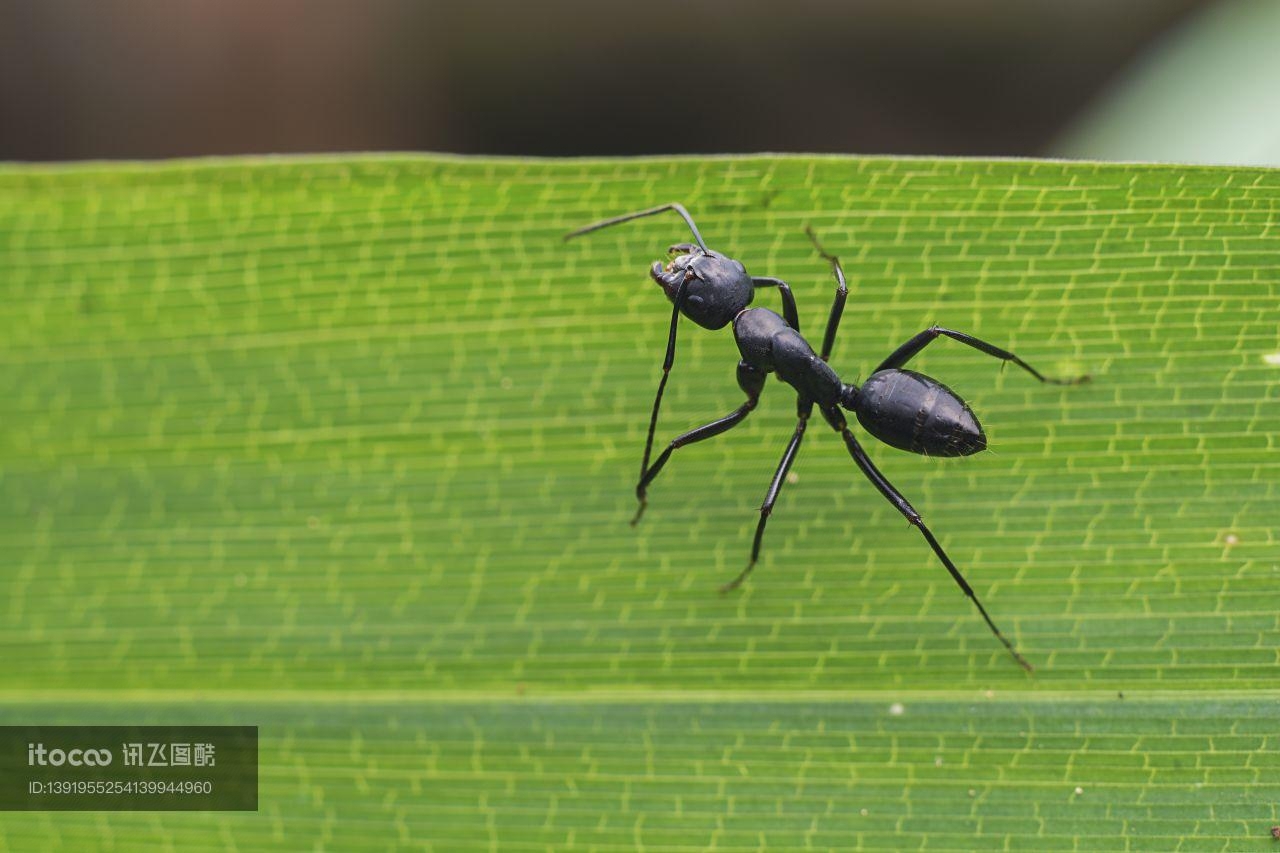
<box><xmin>0</xmin><ymin>0</ymin><xmax>1212</xmax><ymax>161</ymax></box>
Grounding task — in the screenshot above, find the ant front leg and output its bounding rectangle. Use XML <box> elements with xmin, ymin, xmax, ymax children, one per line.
<box><xmin>752</xmin><ymin>277</ymin><xmax>800</xmax><ymax>332</ymax></box>
<box><xmin>635</xmin><ymin>278</ymin><xmax>690</xmax><ymax>507</ymax></box>
<box><xmin>631</xmin><ymin>361</ymin><xmax>766</xmax><ymax>526</ymax></box>
<box><xmin>876</xmin><ymin>327</ymin><xmax>1090</xmax><ymax>385</ymax></box>
<box><xmin>720</xmin><ymin>397</ymin><xmax>813</xmax><ymax>594</ymax></box>
<box><xmin>819</xmin><ymin>405</ymin><xmax>1033</xmax><ymax>672</ymax></box>
<box><xmin>805</xmin><ymin>227</ymin><xmax>848</xmax><ymax>362</ymax></box>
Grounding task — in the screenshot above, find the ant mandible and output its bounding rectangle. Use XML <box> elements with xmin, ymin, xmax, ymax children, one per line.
<box><xmin>566</xmin><ymin>204</ymin><xmax>1089</xmax><ymax>671</ymax></box>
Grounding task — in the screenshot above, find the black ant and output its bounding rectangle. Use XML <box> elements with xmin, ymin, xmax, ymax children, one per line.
<box><xmin>566</xmin><ymin>204</ymin><xmax>1089</xmax><ymax>671</ymax></box>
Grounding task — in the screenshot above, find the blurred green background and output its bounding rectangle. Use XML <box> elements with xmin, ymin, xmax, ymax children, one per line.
<box><xmin>3</xmin><ymin>0</ymin><xmax>1279</xmax><ymax>166</ymax></box>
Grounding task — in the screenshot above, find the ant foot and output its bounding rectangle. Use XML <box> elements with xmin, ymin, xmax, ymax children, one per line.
<box><xmin>718</xmin><ymin>565</ymin><xmax>754</xmax><ymax>595</ymax></box>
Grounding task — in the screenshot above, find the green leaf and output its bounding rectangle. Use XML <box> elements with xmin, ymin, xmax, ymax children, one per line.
<box><xmin>2</xmin><ymin>155</ymin><xmax>1277</xmax><ymax>849</ymax></box>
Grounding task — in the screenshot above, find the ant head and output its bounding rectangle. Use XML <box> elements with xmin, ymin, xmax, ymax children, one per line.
<box><xmin>650</xmin><ymin>247</ymin><xmax>754</xmax><ymax>331</ymax></box>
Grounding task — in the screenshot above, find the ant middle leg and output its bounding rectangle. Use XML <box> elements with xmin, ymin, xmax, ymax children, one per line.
<box><xmin>720</xmin><ymin>397</ymin><xmax>813</xmax><ymax>594</ymax></box>
<box><xmin>875</xmin><ymin>326</ymin><xmax>1089</xmax><ymax>385</ymax></box>
<box><xmin>632</xmin><ymin>361</ymin><xmax>766</xmax><ymax>526</ymax></box>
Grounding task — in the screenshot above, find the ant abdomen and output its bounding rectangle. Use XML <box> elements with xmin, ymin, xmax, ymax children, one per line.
<box><xmin>853</xmin><ymin>369</ymin><xmax>987</xmax><ymax>457</ymax></box>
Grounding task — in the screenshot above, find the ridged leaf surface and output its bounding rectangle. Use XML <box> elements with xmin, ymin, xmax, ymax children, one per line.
<box><xmin>2</xmin><ymin>155</ymin><xmax>1277</xmax><ymax>849</ymax></box>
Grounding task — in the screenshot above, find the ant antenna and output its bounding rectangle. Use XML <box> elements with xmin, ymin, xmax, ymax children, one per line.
<box><xmin>564</xmin><ymin>203</ymin><xmax>710</xmax><ymax>253</ymax></box>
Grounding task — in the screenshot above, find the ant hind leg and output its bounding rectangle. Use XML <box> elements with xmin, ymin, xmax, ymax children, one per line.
<box><xmin>820</xmin><ymin>405</ymin><xmax>1033</xmax><ymax>672</ymax></box>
